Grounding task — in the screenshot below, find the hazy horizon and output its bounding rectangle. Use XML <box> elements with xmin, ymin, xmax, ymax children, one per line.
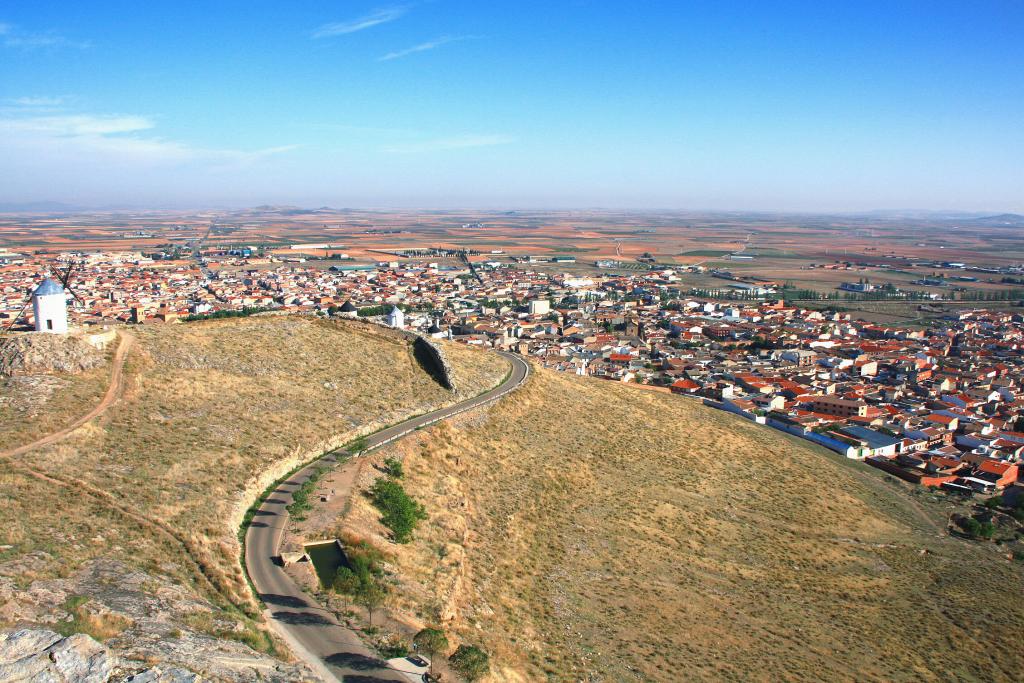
<box><xmin>2</xmin><ymin>1</ymin><xmax>1022</xmax><ymax>211</ymax></box>
<box><xmin>2</xmin><ymin>202</ymin><xmax>1024</xmax><ymax>219</ymax></box>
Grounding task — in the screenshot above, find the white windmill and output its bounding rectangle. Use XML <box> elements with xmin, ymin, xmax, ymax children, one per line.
<box><xmin>32</xmin><ymin>277</ymin><xmax>68</xmax><ymax>333</ymax></box>
<box><xmin>1</xmin><ymin>260</ymin><xmax>84</xmax><ymax>336</ymax></box>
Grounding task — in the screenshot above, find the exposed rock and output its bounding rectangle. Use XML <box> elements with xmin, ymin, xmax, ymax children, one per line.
<box><xmin>0</xmin><ymin>560</ymin><xmax>312</xmax><ymax>682</ymax></box>
<box><xmin>123</xmin><ymin>665</ymin><xmax>200</xmax><ymax>682</ymax></box>
<box><xmin>0</xmin><ymin>628</ymin><xmax>113</xmax><ymax>682</ymax></box>
<box><xmin>0</xmin><ymin>334</ymin><xmax>105</xmax><ymax>377</ymax></box>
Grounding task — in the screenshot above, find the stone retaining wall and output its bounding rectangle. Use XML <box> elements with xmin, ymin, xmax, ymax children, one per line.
<box><xmin>412</xmin><ymin>334</ymin><xmax>457</xmax><ymax>392</ymax></box>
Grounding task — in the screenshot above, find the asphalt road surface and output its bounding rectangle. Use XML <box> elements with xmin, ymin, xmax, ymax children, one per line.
<box><xmin>245</xmin><ymin>352</ymin><xmax>530</xmax><ymax>682</ymax></box>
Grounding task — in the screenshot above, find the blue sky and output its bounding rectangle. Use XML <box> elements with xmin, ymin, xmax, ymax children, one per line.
<box><xmin>1</xmin><ymin>1</ymin><xmax>1022</xmax><ymax>211</ymax></box>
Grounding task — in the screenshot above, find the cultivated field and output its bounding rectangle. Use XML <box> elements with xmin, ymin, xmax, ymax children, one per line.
<box><xmin>0</xmin><ymin>316</ymin><xmax>508</xmax><ymax>671</ymax></box>
<box><xmin>341</xmin><ymin>367</ymin><xmax>1024</xmax><ymax>682</ymax></box>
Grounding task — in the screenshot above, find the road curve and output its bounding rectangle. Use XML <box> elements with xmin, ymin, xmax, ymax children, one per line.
<box><xmin>245</xmin><ymin>351</ymin><xmax>530</xmax><ymax>682</ymax></box>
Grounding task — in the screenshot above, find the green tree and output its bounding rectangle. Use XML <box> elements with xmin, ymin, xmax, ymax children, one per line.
<box><xmin>961</xmin><ymin>516</ymin><xmax>996</xmax><ymax>540</ymax></box>
<box><xmin>332</xmin><ymin>566</ymin><xmax>361</xmax><ymax>599</ymax></box>
<box><xmin>356</xmin><ymin>581</ymin><xmax>387</xmax><ymax>627</ymax></box>
<box><xmin>449</xmin><ymin>644</ymin><xmax>490</xmax><ymax>681</ymax></box>
<box><xmin>412</xmin><ymin>627</ymin><xmax>449</xmax><ymax>675</ymax></box>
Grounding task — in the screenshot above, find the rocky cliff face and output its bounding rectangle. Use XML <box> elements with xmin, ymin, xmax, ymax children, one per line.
<box><xmin>0</xmin><ymin>558</ymin><xmax>311</xmax><ymax>682</ymax></box>
<box><xmin>0</xmin><ymin>627</ymin><xmax>204</xmax><ymax>682</ymax></box>
<box><xmin>0</xmin><ymin>628</ymin><xmax>111</xmax><ymax>681</ymax></box>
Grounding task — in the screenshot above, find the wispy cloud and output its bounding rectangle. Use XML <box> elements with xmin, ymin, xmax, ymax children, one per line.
<box><xmin>378</xmin><ymin>34</ymin><xmax>470</xmax><ymax>61</ymax></box>
<box><xmin>0</xmin><ymin>110</ymin><xmax>297</xmax><ymax>169</ymax></box>
<box><xmin>313</xmin><ymin>7</ymin><xmax>407</xmax><ymax>38</ymax></box>
<box><xmin>1</xmin><ymin>22</ymin><xmax>90</xmax><ymax>49</ymax></box>
<box><xmin>383</xmin><ymin>134</ymin><xmax>513</xmax><ymax>154</ymax></box>
<box><xmin>8</xmin><ymin>96</ymin><xmax>72</xmax><ymax>107</ymax></box>
<box><xmin>7</xmin><ymin>114</ymin><xmax>154</xmax><ymax>136</ymax></box>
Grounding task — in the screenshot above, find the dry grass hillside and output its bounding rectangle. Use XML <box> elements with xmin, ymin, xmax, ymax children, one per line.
<box><xmin>345</xmin><ymin>367</ymin><xmax>1024</xmax><ymax>682</ymax></box>
<box><xmin>0</xmin><ymin>337</ymin><xmax>110</xmax><ymax>451</ymax></box>
<box><xmin>0</xmin><ymin>316</ymin><xmax>508</xmax><ymax>673</ymax></box>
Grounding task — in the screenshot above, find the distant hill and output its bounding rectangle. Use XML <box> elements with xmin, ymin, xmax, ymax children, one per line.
<box><xmin>354</xmin><ymin>367</ymin><xmax>1024</xmax><ymax>682</ymax></box>
<box><xmin>974</xmin><ymin>213</ymin><xmax>1024</xmax><ymax>227</ymax></box>
<box><xmin>0</xmin><ymin>201</ymin><xmax>85</xmax><ymax>213</ymax></box>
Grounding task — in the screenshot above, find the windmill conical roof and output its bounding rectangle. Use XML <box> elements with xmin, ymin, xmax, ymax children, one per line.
<box><xmin>33</xmin><ymin>278</ymin><xmax>65</xmax><ymax>297</ymax></box>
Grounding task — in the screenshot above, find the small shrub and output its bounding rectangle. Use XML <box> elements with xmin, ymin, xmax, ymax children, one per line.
<box><xmin>383</xmin><ymin>457</ymin><xmax>404</xmax><ymax>479</ymax></box>
<box><xmin>287</xmin><ymin>464</ymin><xmax>328</xmax><ymax>519</ymax></box>
<box><xmin>369</xmin><ymin>477</ymin><xmax>427</xmax><ymax>543</ymax></box>
<box><xmin>961</xmin><ymin>516</ymin><xmax>996</xmax><ymax>540</ymax></box>
<box><xmin>377</xmin><ymin>633</ymin><xmax>410</xmax><ymax>658</ymax></box>
<box><xmin>449</xmin><ymin>644</ymin><xmax>491</xmax><ymax>682</ymax></box>
<box><xmin>55</xmin><ymin>595</ymin><xmax>133</xmax><ymax>641</ymax></box>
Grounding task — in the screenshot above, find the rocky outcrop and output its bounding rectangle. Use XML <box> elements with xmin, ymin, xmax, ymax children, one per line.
<box><xmin>0</xmin><ymin>629</ymin><xmax>113</xmax><ymax>682</ymax></box>
<box><xmin>0</xmin><ymin>628</ymin><xmax>205</xmax><ymax>682</ymax></box>
<box><xmin>0</xmin><ymin>559</ymin><xmax>312</xmax><ymax>682</ymax></box>
<box><xmin>123</xmin><ymin>666</ymin><xmax>200</xmax><ymax>682</ymax></box>
<box><xmin>0</xmin><ymin>334</ymin><xmax>105</xmax><ymax>377</ymax></box>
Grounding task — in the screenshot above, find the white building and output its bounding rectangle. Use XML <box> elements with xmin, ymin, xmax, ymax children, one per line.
<box><xmin>32</xmin><ymin>278</ymin><xmax>68</xmax><ymax>334</ymax></box>
<box><xmin>528</xmin><ymin>299</ymin><xmax>551</xmax><ymax>316</ymax></box>
<box><xmin>386</xmin><ymin>305</ymin><xmax>405</xmax><ymax>329</ymax></box>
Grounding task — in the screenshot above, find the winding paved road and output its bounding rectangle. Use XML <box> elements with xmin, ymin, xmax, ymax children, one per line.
<box><xmin>244</xmin><ymin>352</ymin><xmax>530</xmax><ymax>682</ymax></box>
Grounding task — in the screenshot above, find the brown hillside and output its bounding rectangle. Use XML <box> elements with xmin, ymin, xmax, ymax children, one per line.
<box><xmin>347</xmin><ymin>366</ymin><xmax>1024</xmax><ymax>682</ymax></box>
<box><xmin>0</xmin><ymin>316</ymin><xmax>508</xmax><ymax>675</ymax></box>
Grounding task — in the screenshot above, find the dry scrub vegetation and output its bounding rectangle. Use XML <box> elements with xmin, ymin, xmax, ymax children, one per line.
<box><xmin>0</xmin><ymin>344</ymin><xmax>110</xmax><ymax>451</ymax></box>
<box><xmin>0</xmin><ymin>316</ymin><xmax>507</xmax><ymax>623</ymax></box>
<box><xmin>344</xmin><ymin>367</ymin><xmax>1024</xmax><ymax>682</ymax></box>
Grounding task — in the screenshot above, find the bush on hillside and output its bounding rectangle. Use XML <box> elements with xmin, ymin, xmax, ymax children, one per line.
<box><xmin>369</xmin><ymin>477</ymin><xmax>426</xmax><ymax>543</ymax></box>
<box><xmin>449</xmin><ymin>644</ymin><xmax>490</xmax><ymax>681</ymax></box>
<box><xmin>382</xmin><ymin>457</ymin><xmax>404</xmax><ymax>479</ymax></box>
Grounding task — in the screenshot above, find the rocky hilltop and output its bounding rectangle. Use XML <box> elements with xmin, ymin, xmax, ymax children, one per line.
<box><xmin>0</xmin><ymin>334</ymin><xmax>105</xmax><ymax>377</ymax></box>
<box><xmin>0</xmin><ymin>627</ymin><xmax>205</xmax><ymax>682</ymax></box>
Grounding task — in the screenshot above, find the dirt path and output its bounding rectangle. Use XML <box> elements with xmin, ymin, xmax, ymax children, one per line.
<box><xmin>0</xmin><ymin>331</ymin><xmax>134</xmax><ymax>459</ymax></box>
<box><xmin>0</xmin><ymin>330</ymin><xmax>250</xmax><ymax>608</ymax></box>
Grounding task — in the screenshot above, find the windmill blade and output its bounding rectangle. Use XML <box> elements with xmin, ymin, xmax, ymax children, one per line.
<box><xmin>50</xmin><ymin>262</ymin><xmax>84</xmax><ymax>305</ymax></box>
<box><xmin>58</xmin><ymin>262</ymin><xmax>75</xmax><ymax>288</ymax></box>
<box><xmin>1</xmin><ymin>293</ymin><xmax>33</xmax><ymax>336</ymax></box>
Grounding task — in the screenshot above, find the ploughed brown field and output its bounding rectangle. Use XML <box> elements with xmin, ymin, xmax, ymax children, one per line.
<box><xmin>4</xmin><ymin>208</ymin><xmax>1023</xmax><ymax>270</ymax></box>
<box><xmin>344</xmin><ymin>366</ymin><xmax>1024</xmax><ymax>682</ymax></box>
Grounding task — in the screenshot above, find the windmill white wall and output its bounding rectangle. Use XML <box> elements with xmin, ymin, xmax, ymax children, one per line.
<box><xmin>386</xmin><ymin>305</ymin><xmax>405</xmax><ymax>329</ymax></box>
<box><xmin>32</xmin><ymin>278</ymin><xmax>69</xmax><ymax>334</ymax></box>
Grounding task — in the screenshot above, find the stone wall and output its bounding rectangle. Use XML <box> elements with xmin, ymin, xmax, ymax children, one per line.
<box><xmin>412</xmin><ymin>334</ymin><xmax>457</xmax><ymax>392</ymax></box>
